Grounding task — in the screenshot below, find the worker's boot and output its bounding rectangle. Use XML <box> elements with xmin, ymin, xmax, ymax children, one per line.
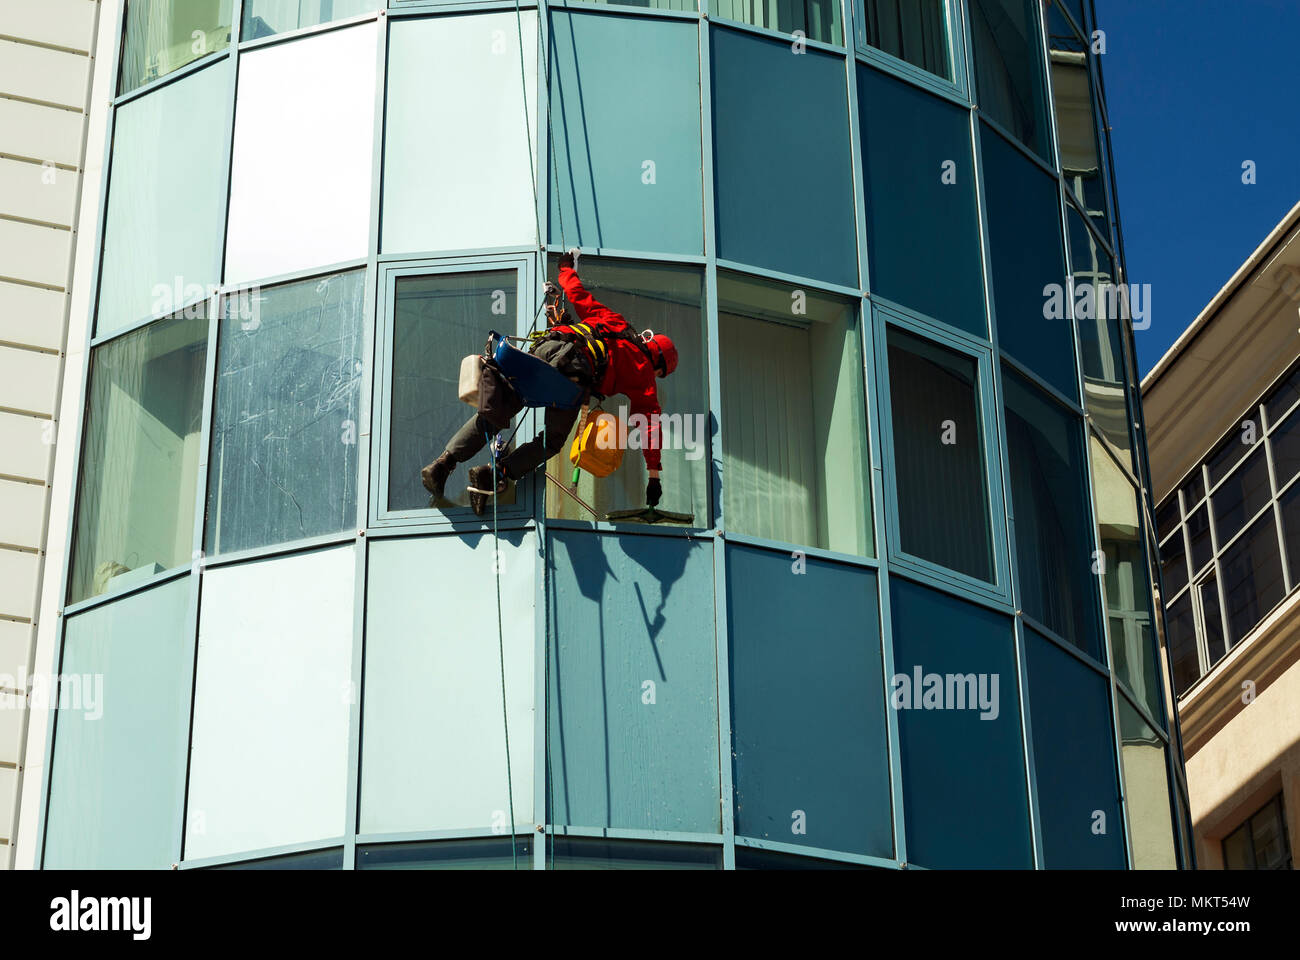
<box><xmin>421</xmin><ymin>452</ymin><xmax>456</xmax><ymax>500</ymax></box>
<box><xmin>467</xmin><ymin>464</ymin><xmax>510</xmax><ymax>517</ymax></box>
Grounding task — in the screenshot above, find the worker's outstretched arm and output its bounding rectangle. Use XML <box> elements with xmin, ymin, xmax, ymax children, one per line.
<box><xmin>557</xmin><ymin>260</ymin><xmax>629</xmax><ymax>335</ymax></box>
<box><xmin>629</xmin><ymin>385</ymin><xmax>663</xmax><ymax>500</ymax></box>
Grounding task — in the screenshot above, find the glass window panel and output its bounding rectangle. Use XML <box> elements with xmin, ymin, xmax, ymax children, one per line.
<box><xmin>243</xmin><ymin>0</ymin><xmax>379</xmax><ymax>38</ymax></box>
<box><xmin>1182</xmin><ymin>469</ymin><xmax>1205</xmax><ymax>507</ymax></box>
<box><xmin>1116</xmin><ymin>697</ymin><xmax>1177</xmax><ymax>869</ymax></box>
<box><xmin>69</xmin><ymin>313</ymin><xmax>207</xmax><ymax>605</ymax></box>
<box><xmin>1265</xmin><ymin>364</ymin><xmax>1300</xmax><ymax>428</ymax></box>
<box><xmin>1221</xmin><ymin>820</ymin><xmax>1253</xmax><ymax>869</ymax></box>
<box><xmin>734</xmin><ymin>847</ymin><xmax>869</xmax><ymax>869</ymax></box>
<box><xmin>1048</xmin><ymin>10</ymin><xmax>1108</xmax><ymax>233</ymax></box>
<box><xmin>1269</xmin><ymin>405</ymin><xmax>1300</xmax><ymax>488</ymax></box>
<box><xmin>1200</xmin><ymin>574</ymin><xmax>1227</xmax><ymax>665</ymax></box>
<box><xmin>1069</xmin><ymin>208</ymin><xmax>1132</xmax><ymax>467</ymax></box>
<box><xmin>971</xmin><ymin>0</ymin><xmax>1051</xmax><ymax>160</ymax></box>
<box><xmin>1091</xmin><ymin>437</ymin><xmax>1160</xmax><ymax>719</ymax></box>
<box><xmin>388</xmin><ymin>269</ymin><xmax>518</xmax><ymax>514</ymax></box>
<box><xmin>858</xmin><ymin>65</ymin><xmax>985</xmax><ymax>337</ymax></box>
<box><xmin>711</xmin><ymin>29</ymin><xmax>857</xmax><ymax>287</ymax></box>
<box><xmin>886</xmin><ymin>327</ymin><xmax>994</xmax><ymax>582</ymax></box>
<box><xmin>1164</xmin><ymin>591</ymin><xmax>1199</xmax><ymax>696</ymax></box>
<box><xmin>120</xmin><ymin>0</ymin><xmax>233</xmax><ymax>94</ymax></box>
<box><xmin>1219</xmin><ymin>511</ymin><xmax>1285</xmax><ymax>645</ymax></box>
<box><xmin>1250</xmin><ymin>797</ymin><xmax>1290</xmax><ymax>869</ymax></box>
<box><xmin>1207</xmin><ymin>421</ymin><xmax>1262</xmax><ymax>487</ymax></box>
<box><xmin>710</xmin><ymin>0</ymin><xmax>842</xmax><ymax>45</ymax></box>
<box><xmin>551</xmin><ymin>838</ymin><xmax>722</xmax><ymax>869</ymax></box>
<box><xmin>1024</xmin><ymin>626</ymin><xmax>1126</xmax><ymax>868</ymax></box>
<box><xmin>186</xmin><ymin>546</ymin><xmax>355</xmax><ymax>860</ymax></box>
<box><xmin>217</xmin><ymin>848</ymin><xmax>344</xmax><ymax>869</ymax></box>
<box><xmin>719</xmin><ymin>273</ymin><xmax>870</xmax><ymax>555</ymax></box>
<box><xmin>1210</xmin><ymin>446</ymin><xmax>1270</xmax><ymax>546</ymax></box>
<box><xmin>1155</xmin><ymin>495</ymin><xmax>1180</xmax><ymax>543</ymax></box>
<box><xmin>357</xmin><ymin>838</ymin><xmax>533</xmax><ymax>871</ymax></box>
<box><xmin>889</xmin><ymin>577</ymin><xmax>1031</xmax><ymax>868</ymax></box>
<box><xmin>550</xmin><ymin>12</ymin><xmax>703</xmax><ymax>256</ymax></box>
<box><xmin>206</xmin><ymin>271</ymin><xmax>363</xmax><ymax>555</ymax></box>
<box><xmin>1186</xmin><ymin>504</ymin><xmax>1213</xmax><ymax>575</ymax></box>
<box><xmin>727</xmin><ymin>546</ymin><xmax>891</xmax><ymax>858</ymax></box>
<box><xmin>382</xmin><ymin>12</ymin><xmax>538</xmax><ymax>256</ymax></box>
<box><xmin>43</xmin><ymin>579</ymin><xmax>191</xmax><ymax>868</ymax></box>
<box><xmin>1159</xmin><ymin>527</ymin><xmax>1188</xmax><ymax>599</ymax></box>
<box><xmin>224</xmin><ymin>23</ymin><xmax>377</xmax><ymax>284</ymax></box>
<box><xmin>982</xmin><ymin>126</ymin><xmax>1077</xmax><ymax>399</ymax></box>
<box><xmin>858</xmin><ymin>0</ymin><xmax>951</xmax><ymax>81</ymax></box>
<box><xmin>97</xmin><ymin>62</ymin><xmax>228</xmax><ymax>338</ymax></box>
<box><xmin>1003</xmin><ymin>367</ymin><xmax>1103</xmax><ymax>657</ymax></box>
<box><xmin>1278</xmin><ymin>482</ymin><xmax>1300</xmax><ymax>587</ymax></box>
<box><xmin>544</xmin><ymin>258</ymin><xmax>709</xmax><ymax>525</ymax></box>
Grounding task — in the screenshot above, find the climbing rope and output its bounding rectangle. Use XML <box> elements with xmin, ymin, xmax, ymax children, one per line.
<box><xmin>487</xmin><ymin>433</ymin><xmax>518</xmax><ymax>869</ymax></box>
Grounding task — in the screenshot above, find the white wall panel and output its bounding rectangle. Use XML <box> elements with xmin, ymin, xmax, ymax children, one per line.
<box><xmin>0</xmin><ymin>219</ymin><xmax>71</xmax><ymax>289</ymax></box>
<box><xmin>0</xmin><ymin>619</ymin><xmax>32</xmax><ymax>681</ymax></box>
<box><xmin>0</xmin><ymin>96</ymin><xmax>85</xmax><ymax>167</ymax></box>
<box><xmin>361</xmin><ymin>532</ymin><xmax>535</xmax><ymax>835</ymax></box>
<box><xmin>0</xmin><ymin>412</ymin><xmax>52</xmax><ymax>482</ymax></box>
<box><xmin>0</xmin><ymin>548</ymin><xmax>39</xmax><ymax>617</ymax></box>
<box><xmin>224</xmin><ymin>24</ymin><xmax>377</xmax><ymax>285</ymax></box>
<box><xmin>0</xmin><ymin>345</ymin><xmax>61</xmax><ymax>416</ymax></box>
<box><xmin>0</xmin><ymin>281</ymin><xmax>66</xmax><ymax>351</ymax></box>
<box><xmin>0</xmin><ymin>39</ymin><xmax>89</xmax><ymax>108</ymax></box>
<box><xmin>0</xmin><ymin>0</ymin><xmax>98</xmax><ymax>52</ymax></box>
<box><xmin>0</xmin><ymin>156</ymin><xmax>80</xmax><ymax>226</ymax></box>
<box><xmin>382</xmin><ymin>12</ymin><xmax>538</xmax><ymax>255</ymax></box>
<box><xmin>0</xmin><ymin>479</ymin><xmax>47</xmax><ymax>547</ymax></box>
<box><xmin>186</xmin><ymin>545</ymin><xmax>355</xmax><ymax>860</ymax></box>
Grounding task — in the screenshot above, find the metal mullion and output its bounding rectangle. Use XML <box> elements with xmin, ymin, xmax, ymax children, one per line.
<box><xmin>713</xmin><ymin>257</ymin><xmax>863</xmax><ymax>299</ymax></box>
<box><xmin>707</xmin><ymin>10</ymin><xmax>847</xmax><ymax>54</ymax></box>
<box><xmin>1263</xmin><ymin>402</ymin><xmax>1293</xmax><ymax>596</ymax></box>
<box><xmin>237</xmin><ymin>10</ymin><xmax>382</xmax><ymax>53</ymax></box>
<box><xmin>111</xmin><ymin>49</ymin><xmax>232</xmax><ymax>108</ymax></box>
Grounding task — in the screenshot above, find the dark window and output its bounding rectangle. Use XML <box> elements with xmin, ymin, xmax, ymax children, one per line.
<box><xmin>1222</xmin><ymin>795</ymin><xmax>1292</xmax><ymax>870</ymax></box>
<box><xmin>1160</xmin><ymin>529</ymin><xmax>1189</xmax><ymax>599</ymax></box>
<box><xmin>860</xmin><ymin>0</ymin><xmax>952</xmax><ymax>81</ymax></box>
<box><xmin>550</xmin><ymin>838</ymin><xmax>722</xmax><ymax>869</ymax></box>
<box><xmin>1165</xmin><ymin>592</ymin><xmax>1199</xmax><ymax>696</ymax></box>
<box><xmin>886</xmin><ymin>327</ymin><xmax>994</xmax><ymax>582</ymax></box>
<box><xmin>1265</xmin><ymin>364</ymin><xmax>1300</xmax><ymax>428</ymax></box>
<box><xmin>971</xmin><ymin>0</ymin><xmax>1052</xmax><ymax>160</ymax></box>
<box><xmin>1182</xmin><ymin>469</ymin><xmax>1205</xmax><ymax>507</ymax></box>
<box><xmin>1199</xmin><ymin>574</ymin><xmax>1227</xmax><ymax>665</ymax></box>
<box><xmin>1186</xmin><ymin>504</ymin><xmax>1213</xmax><ymax>575</ymax></box>
<box><xmin>1207</xmin><ymin>423</ymin><xmax>1262</xmax><ymax>487</ymax></box>
<box><xmin>1279</xmin><ymin>483</ymin><xmax>1300</xmax><ymax>586</ymax></box>
<box><xmin>1156</xmin><ymin>495</ymin><xmax>1180</xmax><ymax>543</ymax></box>
<box><xmin>1211</xmin><ymin>447</ymin><xmax>1271</xmax><ymax>547</ymax></box>
<box><xmin>357</xmin><ymin>837</ymin><xmax>533</xmax><ymax>870</ymax></box>
<box><xmin>1002</xmin><ymin>367</ymin><xmax>1102</xmax><ymax>657</ymax></box>
<box><xmin>1219</xmin><ymin>511</ymin><xmax>1285</xmax><ymax>645</ymax></box>
<box><xmin>1269</xmin><ymin>405</ymin><xmax>1300</xmax><ymax>489</ymax></box>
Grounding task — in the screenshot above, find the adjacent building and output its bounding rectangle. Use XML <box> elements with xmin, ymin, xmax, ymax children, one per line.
<box><xmin>10</xmin><ymin>0</ymin><xmax>1189</xmax><ymax>869</ymax></box>
<box><xmin>1143</xmin><ymin>202</ymin><xmax>1300</xmax><ymax>870</ymax></box>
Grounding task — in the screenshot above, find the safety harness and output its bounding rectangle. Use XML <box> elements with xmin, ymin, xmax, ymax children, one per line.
<box><xmin>536</xmin><ymin>287</ymin><xmax>660</xmax><ymax>395</ymax></box>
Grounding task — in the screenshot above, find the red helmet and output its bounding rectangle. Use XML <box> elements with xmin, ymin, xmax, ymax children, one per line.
<box><xmin>643</xmin><ymin>332</ymin><xmax>678</xmax><ymax>377</ymax></box>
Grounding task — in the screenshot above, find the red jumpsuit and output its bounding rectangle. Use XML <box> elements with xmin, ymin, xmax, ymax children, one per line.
<box><xmin>552</xmin><ymin>266</ymin><xmax>663</xmax><ymax>473</ymax></box>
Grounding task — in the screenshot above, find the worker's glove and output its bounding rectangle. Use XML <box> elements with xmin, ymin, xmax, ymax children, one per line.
<box><xmin>646</xmin><ymin>477</ymin><xmax>662</xmax><ymax>508</ymax></box>
<box><xmin>559</xmin><ymin>250</ymin><xmax>575</xmax><ymax>270</ymax></box>
<box><xmin>544</xmin><ymin>280</ymin><xmax>559</xmax><ymax>298</ymax></box>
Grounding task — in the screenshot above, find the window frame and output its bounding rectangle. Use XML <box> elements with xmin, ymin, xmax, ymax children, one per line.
<box><xmin>851</xmin><ymin>0</ymin><xmax>970</xmax><ymax>102</ymax></box>
<box><xmin>1222</xmin><ymin>793</ymin><xmax>1293</xmax><ymax>870</ymax></box>
<box><xmin>873</xmin><ymin>303</ymin><xmax>1011</xmax><ymax>605</ymax></box>
<box><xmin>370</xmin><ymin>254</ymin><xmax>537</xmax><ymax>528</ymax></box>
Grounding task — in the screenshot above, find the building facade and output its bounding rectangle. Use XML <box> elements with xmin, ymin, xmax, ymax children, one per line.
<box><xmin>0</xmin><ymin>0</ymin><xmax>102</xmax><ymax>869</ymax></box>
<box><xmin>1143</xmin><ymin>203</ymin><xmax>1300</xmax><ymax>870</ymax></box>
<box><xmin>12</xmin><ymin>0</ymin><xmax>1190</xmax><ymax>869</ymax></box>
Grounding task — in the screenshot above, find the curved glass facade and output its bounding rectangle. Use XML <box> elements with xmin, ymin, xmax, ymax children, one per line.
<box><xmin>37</xmin><ymin>0</ymin><xmax>1190</xmax><ymax>869</ymax></box>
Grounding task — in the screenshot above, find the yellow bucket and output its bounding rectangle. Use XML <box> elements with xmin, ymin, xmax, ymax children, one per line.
<box><xmin>569</xmin><ymin>408</ymin><xmax>623</xmax><ymax>478</ymax></box>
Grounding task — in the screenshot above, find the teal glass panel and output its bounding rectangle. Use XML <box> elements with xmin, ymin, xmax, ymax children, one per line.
<box><xmin>727</xmin><ymin>545</ymin><xmax>891</xmax><ymax>858</ymax></box>
<box><xmin>217</xmin><ymin>848</ymin><xmax>345</xmax><ymax>869</ymax></box>
<box><xmin>547</xmin><ymin>531</ymin><xmax>720</xmax><ymax>834</ymax></box>
<box><xmin>981</xmin><ymin>125</ymin><xmax>1076</xmax><ymax>400</ymax></box>
<box><xmin>361</xmin><ymin>533</ymin><xmax>534</xmax><ymax>835</ymax></box>
<box><xmin>889</xmin><ymin>577</ymin><xmax>1031</xmax><ymax>868</ymax></box>
<box><xmin>1024</xmin><ymin>627</ymin><xmax>1126</xmax><ymax>868</ymax></box>
<box><xmin>206</xmin><ymin>271</ymin><xmax>363</xmax><ymax>555</ymax></box>
<box><xmin>718</xmin><ymin>273</ymin><xmax>871</xmax><ymax>555</ymax></box>
<box><xmin>1047</xmin><ymin>6</ymin><xmax>1108</xmax><ymax>234</ymax></box>
<box><xmin>886</xmin><ymin>327</ymin><xmax>994</xmax><ymax>582</ymax></box>
<box><xmin>711</xmin><ymin>28</ymin><xmax>857</xmax><ymax>288</ymax></box>
<box><xmin>44</xmin><ymin>578</ymin><xmax>191</xmax><ymax>868</ymax></box>
<box><xmin>574</xmin><ymin>0</ymin><xmax>696</xmax><ymax>10</ymax></box>
<box><xmin>243</xmin><ymin>0</ymin><xmax>378</xmax><ymax>38</ymax></box>
<box><xmin>858</xmin><ymin>0</ymin><xmax>951</xmax><ymax>81</ymax></box>
<box><xmin>98</xmin><ymin>61</ymin><xmax>228</xmax><ymax>337</ymax></box>
<box><xmin>69</xmin><ymin>313</ymin><xmax>208</xmax><ymax>605</ymax></box>
<box><xmin>1002</xmin><ymin>366</ymin><xmax>1103</xmax><ymax>659</ymax></box>
<box><xmin>120</xmin><ymin>0</ymin><xmax>233</xmax><ymax>94</ymax></box>
<box><xmin>388</xmin><ymin>270</ymin><xmax>518</xmax><ymax>513</ymax></box>
<box><xmin>548</xmin><ymin>12</ymin><xmax>703</xmax><ymax>255</ymax></box>
<box><xmin>550</xmin><ymin>838</ymin><xmax>721</xmax><ymax>869</ymax></box>
<box><xmin>357</xmin><ymin>839</ymin><xmax>532</xmax><ymax>870</ymax></box>
<box><xmin>735</xmin><ymin>847</ymin><xmax>870</xmax><ymax>869</ymax></box>
<box><xmin>970</xmin><ymin>0</ymin><xmax>1051</xmax><ymax>160</ymax></box>
<box><xmin>859</xmin><ymin>65</ymin><xmax>985</xmax><ymax>337</ymax></box>
<box><xmin>1117</xmin><ymin>696</ymin><xmax>1177</xmax><ymax>869</ymax></box>
<box><xmin>710</xmin><ymin>0</ymin><xmax>842</xmax><ymax>45</ymax></box>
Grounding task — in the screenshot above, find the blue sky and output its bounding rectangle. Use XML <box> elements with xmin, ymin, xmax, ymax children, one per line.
<box><xmin>1096</xmin><ymin>0</ymin><xmax>1300</xmax><ymax>375</ymax></box>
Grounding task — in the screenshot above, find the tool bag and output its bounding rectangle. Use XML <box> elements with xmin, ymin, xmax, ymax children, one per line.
<box><xmin>569</xmin><ymin>406</ymin><xmax>623</xmax><ymax>478</ymax></box>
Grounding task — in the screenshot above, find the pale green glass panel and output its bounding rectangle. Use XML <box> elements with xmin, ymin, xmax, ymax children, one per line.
<box><xmin>243</xmin><ymin>0</ymin><xmax>379</xmax><ymax>38</ymax></box>
<box><xmin>1117</xmin><ymin>697</ymin><xmax>1178</xmax><ymax>869</ymax></box>
<box><xmin>710</xmin><ymin>0</ymin><xmax>842</xmax><ymax>45</ymax></box>
<box><xmin>120</xmin><ymin>0</ymin><xmax>233</xmax><ymax>94</ymax></box>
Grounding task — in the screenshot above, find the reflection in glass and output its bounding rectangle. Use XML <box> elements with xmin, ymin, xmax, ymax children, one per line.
<box><xmin>1160</xmin><ymin>527</ymin><xmax>1188</xmax><ymax>599</ymax></box>
<box><xmin>1003</xmin><ymin>368</ymin><xmax>1102</xmax><ymax>657</ymax></box>
<box><xmin>1117</xmin><ymin>697</ymin><xmax>1178</xmax><ymax>869</ymax></box>
<box><xmin>1047</xmin><ymin>4</ymin><xmax>1109</xmax><ymax>232</ymax></box>
<box><xmin>859</xmin><ymin>0</ymin><xmax>951</xmax><ymax>80</ymax></box>
<box><xmin>1199</xmin><ymin>574</ymin><xmax>1227</xmax><ymax>664</ymax></box>
<box><xmin>242</xmin><ymin>0</ymin><xmax>379</xmax><ymax>39</ymax></box>
<box><xmin>206</xmin><ymin>272</ymin><xmax>364</xmax><ymax>555</ymax></box>
<box><xmin>1278</xmin><ymin>482</ymin><xmax>1300</xmax><ymax>586</ymax></box>
<box><xmin>719</xmin><ymin>272</ymin><xmax>870</xmax><ymax>555</ymax></box>
<box><xmin>711</xmin><ymin>0</ymin><xmax>842</xmax><ymax>45</ymax></box>
<box><xmin>120</xmin><ymin>0</ymin><xmax>233</xmax><ymax>94</ymax></box>
<box><xmin>357</xmin><ymin>838</ymin><xmax>533</xmax><ymax>870</ymax></box>
<box><xmin>69</xmin><ymin>314</ymin><xmax>208</xmax><ymax>604</ymax></box>
<box><xmin>544</xmin><ymin>258</ymin><xmax>708</xmax><ymax>525</ymax></box>
<box><xmin>886</xmin><ymin>328</ymin><xmax>993</xmax><ymax>582</ymax></box>
<box><xmin>388</xmin><ymin>271</ymin><xmax>518</xmax><ymax>514</ymax></box>
<box><xmin>1269</xmin><ymin>405</ymin><xmax>1300</xmax><ymax>487</ymax></box>
<box><xmin>1210</xmin><ymin>446</ymin><xmax>1270</xmax><ymax>546</ymax></box>
<box><xmin>1091</xmin><ymin>437</ymin><xmax>1160</xmax><ymax>720</ymax></box>
<box><xmin>971</xmin><ymin>0</ymin><xmax>1051</xmax><ymax>159</ymax></box>
<box><xmin>551</xmin><ymin>837</ymin><xmax>721</xmax><ymax>869</ymax></box>
<box><xmin>1219</xmin><ymin>511</ymin><xmax>1285</xmax><ymax>645</ymax></box>
<box><xmin>1165</xmin><ymin>592</ymin><xmax>1199</xmax><ymax>695</ymax></box>
<box><xmin>1186</xmin><ymin>504</ymin><xmax>1213</xmax><ymax>574</ymax></box>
